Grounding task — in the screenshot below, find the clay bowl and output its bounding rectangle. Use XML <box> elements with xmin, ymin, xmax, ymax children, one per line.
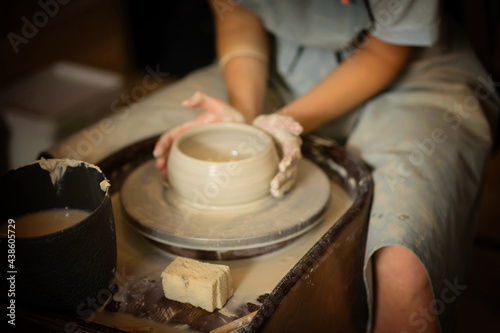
<box><xmin>167</xmin><ymin>122</ymin><xmax>279</xmax><ymax>208</ymax></box>
<box><xmin>0</xmin><ymin>159</ymin><xmax>116</xmax><ymax>315</ymax></box>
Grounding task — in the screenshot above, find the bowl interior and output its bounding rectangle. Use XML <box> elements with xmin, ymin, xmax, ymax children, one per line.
<box><xmin>177</xmin><ymin>123</ymin><xmax>274</xmax><ymax>163</ymax></box>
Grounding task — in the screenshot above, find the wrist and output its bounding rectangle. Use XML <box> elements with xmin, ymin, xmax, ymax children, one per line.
<box><xmin>229</xmin><ymin>94</ymin><xmax>263</xmax><ymax>123</ymax></box>
<box><xmin>231</xmin><ymin>104</ymin><xmax>258</xmax><ymax>123</ymax></box>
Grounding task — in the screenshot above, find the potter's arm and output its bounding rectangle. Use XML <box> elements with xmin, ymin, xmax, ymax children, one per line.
<box><xmin>208</xmin><ymin>1</ymin><xmax>304</xmax><ymax>197</ymax></box>
<box><xmin>255</xmin><ymin>35</ymin><xmax>411</xmax><ymax>196</ymax></box>
<box><xmin>208</xmin><ymin>0</ymin><xmax>269</xmax><ymax>122</ymax></box>
<box><xmin>153</xmin><ymin>2</ymin><xmax>270</xmax><ymax>177</ymax></box>
<box><xmin>278</xmin><ymin>34</ymin><xmax>412</xmax><ymax>133</ymax></box>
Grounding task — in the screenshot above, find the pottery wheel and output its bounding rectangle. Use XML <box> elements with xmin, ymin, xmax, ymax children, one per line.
<box><xmin>120</xmin><ymin>158</ymin><xmax>331</xmax><ymax>253</ymax></box>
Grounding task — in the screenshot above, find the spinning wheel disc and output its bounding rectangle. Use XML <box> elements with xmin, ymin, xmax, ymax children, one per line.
<box><xmin>120</xmin><ymin>158</ymin><xmax>331</xmax><ymax>256</ymax></box>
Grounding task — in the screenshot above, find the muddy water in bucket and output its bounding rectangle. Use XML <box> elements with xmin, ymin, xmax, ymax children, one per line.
<box><xmin>0</xmin><ymin>208</ymin><xmax>91</xmax><ymax>237</ymax></box>
<box><xmin>0</xmin><ymin>159</ymin><xmax>116</xmax><ymax>314</ymax></box>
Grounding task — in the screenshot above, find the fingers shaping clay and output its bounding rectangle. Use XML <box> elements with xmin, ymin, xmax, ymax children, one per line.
<box><xmin>161</xmin><ymin>257</ymin><xmax>233</xmax><ymax>312</ymax></box>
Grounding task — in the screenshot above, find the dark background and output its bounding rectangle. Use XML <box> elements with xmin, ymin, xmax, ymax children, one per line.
<box><xmin>0</xmin><ymin>0</ymin><xmax>216</xmax><ymax>85</ymax></box>
<box><xmin>0</xmin><ymin>0</ymin><xmax>497</xmax><ymax>87</ymax></box>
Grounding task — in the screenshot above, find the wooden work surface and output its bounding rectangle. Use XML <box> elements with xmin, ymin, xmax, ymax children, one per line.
<box><xmin>9</xmin><ymin>135</ymin><xmax>372</xmax><ymax>333</ymax></box>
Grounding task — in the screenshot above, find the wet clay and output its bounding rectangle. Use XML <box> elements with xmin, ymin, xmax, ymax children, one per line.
<box><xmin>37</xmin><ymin>158</ymin><xmax>109</xmax><ymax>193</ymax></box>
<box><xmin>38</xmin><ymin>158</ymin><xmax>82</xmax><ymax>185</ymax></box>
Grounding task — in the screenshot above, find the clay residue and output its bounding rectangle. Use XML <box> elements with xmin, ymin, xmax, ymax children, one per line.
<box><xmin>218</xmin><ymin>307</ymin><xmax>235</xmax><ymax>318</ymax></box>
<box><xmin>100</xmin><ymin>179</ymin><xmax>111</xmax><ymax>193</ymax></box>
<box><xmin>326</xmin><ymin>158</ymin><xmax>348</xmax><ymax>178</ymax></box>
<box><xmin>39</xmin><ymin>158</ymin><xmax>81</xmax><ymax>185</ymax></box>
<box><xmin>38</xmin><ymin>158</ymin><xmax>110</xmax><ymax>193</ymax></box>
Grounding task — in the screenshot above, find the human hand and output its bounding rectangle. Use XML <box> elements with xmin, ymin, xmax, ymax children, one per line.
<box><xmin>153</xmin><ymin>91</ymin><xmax>245</xmax><ymax>177</ymax></box>
<box><xmin>252</xmin><ymin>114</ymin><xmax>303</xmax><ymax>197</ymax></box>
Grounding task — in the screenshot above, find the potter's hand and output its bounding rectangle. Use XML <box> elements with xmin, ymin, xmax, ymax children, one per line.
<box><xmin>153</xmin><ymin>91</ymin><xmax>245</xmax><ymax>177</ymax></box>
<box><xmin>253</xmin><ymin>114</ymin><xmax>303</xmax><ymax>197</ymax></box>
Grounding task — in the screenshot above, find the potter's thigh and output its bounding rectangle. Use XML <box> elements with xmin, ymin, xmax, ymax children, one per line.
<box><xmin>349</xmin><ymin>73</ymin><xmax>496</xmax><ymax>332</ymax></box>
<box><xmin>47</xmin><ymin>64</ymin><xmax>226</xmax><ymax>163</ymax></box>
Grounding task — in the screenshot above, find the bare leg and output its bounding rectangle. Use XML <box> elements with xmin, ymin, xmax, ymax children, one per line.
<box><xmin>372</xmin><ymin>246</ymin><xmax>440</xmax><ymax>333</ymax></box>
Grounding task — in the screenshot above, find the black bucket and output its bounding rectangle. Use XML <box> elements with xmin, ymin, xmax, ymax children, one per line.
<box><xmin>0</xmin><ymin>159</ymin><xmax>116</xmax><ymax>316</ymax></box>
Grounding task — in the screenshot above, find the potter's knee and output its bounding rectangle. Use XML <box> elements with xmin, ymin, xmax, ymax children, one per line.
<box><xmin>374</xmin><ymin>246</ymin><xmax>430</xmax><ymax>291</ymax></box>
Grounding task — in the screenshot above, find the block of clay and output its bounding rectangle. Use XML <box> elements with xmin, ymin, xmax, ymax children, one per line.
<box><xmin>161</xmin><ymin>257</ymin><xmax>234</xmax><ymax>312</ymax></box>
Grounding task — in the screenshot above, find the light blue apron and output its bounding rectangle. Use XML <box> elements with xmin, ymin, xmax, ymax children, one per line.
<box><xmin>240</xmin><ymin>1</ymin><xmax>499</xmax><ymax>332</ymax></box>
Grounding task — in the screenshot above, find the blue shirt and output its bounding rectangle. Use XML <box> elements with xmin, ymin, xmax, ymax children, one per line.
<box><xmin>241</xmin><ymin>0</ymin><xmax>440</xmax><ymax>96</ymax></box>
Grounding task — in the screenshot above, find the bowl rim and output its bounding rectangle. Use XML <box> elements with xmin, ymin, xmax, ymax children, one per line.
<box><xmin>170</xmin><ymin>122</ymin><xmax>278</xmax><ymax>166</ymax></box>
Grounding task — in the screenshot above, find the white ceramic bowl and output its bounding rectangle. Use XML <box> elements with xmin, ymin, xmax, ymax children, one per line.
<box><xmin>167</xmin><ymin>122</ymin><xmax>279</xmax><ymax>207</ymax></box>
